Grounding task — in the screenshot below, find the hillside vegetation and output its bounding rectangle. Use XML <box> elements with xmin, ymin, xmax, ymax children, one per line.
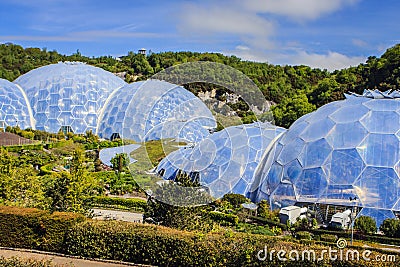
<box><xmin>2</xmin><ymin>43</ymin><xmax>400</xmax><ymax>127</ymax></box>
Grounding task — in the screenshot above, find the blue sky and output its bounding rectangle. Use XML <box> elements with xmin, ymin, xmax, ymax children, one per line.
<box><xmin>0</xmin><ymin>0</ymin><xmax>399</xmax><ymax>70</ymax></box>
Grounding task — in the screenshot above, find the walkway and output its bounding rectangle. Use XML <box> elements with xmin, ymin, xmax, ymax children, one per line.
<box><xmin>99</xmin><ymin>144</ymin><xmax>140</xmax><ymax>166</ymax></box>
<box><xmin>91</xmin><ymin>208</ymin><xmax>143</xmax><ymax>223</ymax></box>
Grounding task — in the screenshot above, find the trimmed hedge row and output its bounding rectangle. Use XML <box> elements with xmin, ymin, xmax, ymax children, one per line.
<box><xmin>4</xmin><ymin>143</ymin><xmax>43</xmax><ymax>152</ymax></box>
<box><xmin>248</xmin><ymin>215</ymin><xmax>288</xmax><ymax>230</ymax></box>
<box><xmin>92</xmin><ymin>196</ymin><xmax>147</xmax><ymax>212</ymax></box>
<box><xmin>311</xmin><ymin>228</ymin><xmax>400</xmax><ymax>246</ymax></box>
<box><xmin>0</xmin><ymin>206</ymin><xmax>84</xmax><ymax>252</ymax></box>
<box><xmin>0</xmin><ymin>206</ymin><xmax>399</xmax><ymax>267</ymax></box>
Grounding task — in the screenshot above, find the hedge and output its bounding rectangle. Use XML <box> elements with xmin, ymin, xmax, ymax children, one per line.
<box><xmin>92</xmin><ymin>196</ymin><xmax>147</xmax><ymax>212</ymax></box>
<box><xmin>208</xmin><ymin>211</ymin><xmax>239</xmax><ymax>226</ymax></box>
<box><xmin>310</xmin><ymin>228</ymin><xmax>400</xmax><ymax>246</ymax></box>
<box><xmin>0</xmin><ymin>206</ymin><xmax>399</xmax><ymax>267</ymax></box>
<box><xmin>248</xmin><ymin>215</ymin><xmax>288</xmax><ymax>230</ymax></box>
<box><xmin>0</xmin><ymin>206</ymin><xmax>84</xmax><ymax>252</ymax></box>
<box><xmin>4</xmin><ymin>143</ymin><xmax>43</xmax><ymax>152</ymax></box>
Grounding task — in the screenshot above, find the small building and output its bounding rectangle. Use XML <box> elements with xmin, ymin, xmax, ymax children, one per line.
<box><xmin>329</xmin><ymin>210</ymin><xmax>352</xmax><ymax>229</ymax></box>
<box><xmin>279</xmin><ymin>206</ymin><xmax>308</xmax><ymax>225</ymax></box>
<box><xmin>138</xmin><ymin>48</ymin><xmax>146</xmax><ymax>55</ymax></box>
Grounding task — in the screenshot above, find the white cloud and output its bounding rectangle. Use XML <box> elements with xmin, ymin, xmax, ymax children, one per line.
<box><xmin>352</xmin><ymin>38</ymin><xmax>368</xmax><ymax>48</ymax></box>
<box><xmin>179</xmin><ymin>3</ymin><xmax>275</xmax><ymax>49</ymax></box>
<box><xmin>240</xmin><ymin>0</ymin><xmax>360</xmax><ymax>20</ymax></box>
<box><xmin>223</xmin><ymin>48</ymin><xmax>365</xmax><ymax>70</ymax></box>
<box><xmin>281</xmin><ymin>51</ymin><xmax>365</xmax><ymax>70</ymax></box>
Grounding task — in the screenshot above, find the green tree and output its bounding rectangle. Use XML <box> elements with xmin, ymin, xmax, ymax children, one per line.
<box><xmin>354</xmin><ymin>216</ymin><xmax>377</xmax><ymax>234</ymax></box>
<box><xmin>47</xmin><ymin>149</ymin><xmax>98</xmax><ymax>214</ymax></box>
<box><xmin>379</xmin><ymin>218</ymin><xmax>400</xmax><ymax>237</ymax></box>
<box><xmin>110</xmin><ymin>153</ymin><xmax>130</xmax><ymax>173</ymax></box>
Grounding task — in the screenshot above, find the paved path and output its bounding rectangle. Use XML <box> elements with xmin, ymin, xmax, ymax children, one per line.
<box><xmin>0</xmin><ymin>247</ymin><xmax>152</xmax><ymax>267</ymax></box>
<box><xmin>92</xmin><ymin>208</ymin><xmax>143</xmax><ymax>223</ymax></box>
<box><xmin>99</xmin><ymin>144</ymin><xmax>141</xmax><ymax>166</ymax></box>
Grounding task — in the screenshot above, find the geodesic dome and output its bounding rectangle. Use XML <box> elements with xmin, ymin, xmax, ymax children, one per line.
<box><xmin>14</xmin><ymin>62</ymin><xmax>126</xmax><ymax>134</ymax></box>
<box><xmin>0</xmin><ymin>79</ymin><xmax>33</xmax><ymax>130</ymax></box>
<box><xmin>97</xmin><ymin>79</ymin><xmax>216</xmax><ymax>142</ymax></box>
<box><xmin>156</xmin><ymin>122</ymin><xmax>286</xmax><ymax>199</ymax></box>
<box><xmin>251</xmin><ymin>90</ymin><xmax>400</xmax><ymax>226</ymax></box>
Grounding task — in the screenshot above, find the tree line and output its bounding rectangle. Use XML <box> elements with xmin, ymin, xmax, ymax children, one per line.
<box><xmin>2</xmin><ymin>42</ymin><xmax>400</xmax><ymax>127</ymax></box>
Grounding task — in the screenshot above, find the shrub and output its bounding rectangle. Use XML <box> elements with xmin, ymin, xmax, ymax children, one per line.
<box><xmin>92</xmin><ymin>196</ymin><xmax>147</xmax><ymax>212</ymax></box>
<box><xmin>380</xmin><ymin>218</ymin><xmax>400</xmax><ymax>237</ymax></box>
<box><xmin>296</xmin><ymin>231</ymin><xmax>312</xmax><ymax>240</ymax></box>
<box><xmin>208</xmin><ymin>211</ymin><xmax>239</xmax><ymax>226</ymax></box>
<box><xmin>354</xmin><ymin>216</ymin><xmax>377</xmax><ymax>234</ymax></box>
<box><xmin>320</xmin><ymin>234</ymin><xmax>337</xmax><ymax>243</ymax></box>
<box><xmin>0</xmin><ymin>206</ymin><xmax>84</xmax><ymax>252</ymax></box>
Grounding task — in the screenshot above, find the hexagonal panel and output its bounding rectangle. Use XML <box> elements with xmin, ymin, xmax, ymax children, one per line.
<box><xmin>363</xmin><ymin>99</ymin><xmax>400</xmax><ymax>111</ymax></box>
<box><xmin>299</xmin><ymin>138</ymin><xmax>332</xmax><ymax>168</ymax></box>
<box><xmin>270</xmin><ymin>184</ymin><xmax>297</xmax><ymax>210</ymax></box>
<box><xmin>354</xmin><ymin>167</ymin><xmax>400</xmax><ymax>209</ymax></box>
<box><xmin>282</xmin><ymin>159</ymin><xmax>302</xmax><ymax>184</ymax></box>
<box><xmin>294</xmin><ymin>167</ymin><xmax>328</xmax><ymax>201</ymax></box>
<box><xmin>329</xmin><ymin>149</ymin><xmax>365</xmax><ymax>184</ymax></box>
<box><xmin>357</xmin><ymin>134</ymin><xmax>400</xmax><ymax>167</ymax></box>
<box><xmin>277</xmin><ymin>137</ymin><xmax>305</xmax><ymax>165</ymax></box>
<box><xmin>300</xmin><ymin>118</ymin><xmax>335</xmax><ymax>142</ymax></box>
<box><xmin>329</xmin><ymin>105</ymin><xmax>369</xmax><ymax>123</ymax></box>
<box><xmin>360</xmin><ymin>111</ymin><xmax>400</xmax><ymax>133</ymax></box>
<box><xmin>326</xmin><ymin>122</ymin><xmax>368</xmax><ymax>149</ymax></box>
<box><xmin>318</xmin><ymin>184</ymin><xmax>360</xmax><ymax>205</ymax></box>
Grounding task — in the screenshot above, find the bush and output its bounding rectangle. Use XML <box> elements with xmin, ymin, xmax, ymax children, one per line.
<box><xmin>380</xmin><ymin>218</ymin><xmax>400</xmax><ymax>237</ymax></box>
<box><xmin>92</xmin><ymin>196</ymin><xmax>147</xmax><ymax>212</ymax></box>
<box><xmin>296</xmin><ymin>231</ymin><xmax>312</xmax><ymax>240</ymax></box>
<box><xmin>320</xmin><ymin>234</ymin><xmax>337</xmax><ymax>243</ymax></box>
<box><xmin>354</xmin><ymin>216</ymin><xmax>377</xmax><ymax>234</ymax></box>
<box><xmin>0</xmin><ymin>206</ymin><xmax>84</xmax><ymax>252</ymax></box>
<box><xmin>208</xmin><ymin>211</ymin><xmax>239</xmax><ymax>226</ymax></box>
<box><xmin>1</xmin><ymin>206</ymin><xmax>399</xmax><ymax>267</ymax></box>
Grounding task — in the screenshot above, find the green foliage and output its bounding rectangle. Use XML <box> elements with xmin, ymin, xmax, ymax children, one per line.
<box><xmin>110</xmin><ymin>153</ymin><xmax>129</xmax><ymax>173</ymax></box>
<box><xmin>92</xmin><ymin>196</ymin><xmax>146</xmax><ymax>212</ymax></box>
<box><xmin>208</xmin><ymin>211</ymin><xmax>239</xmax><ymax>226</ymax></box>
<box><xmin>0</xmin><ymin>206</ymin><xmax>84</xmax><ymax>252</ymax></box>
<box><xmin>0</xmin><ymin>257</ymin><xmax>61</xmax><ymax>267</ymax></box>
<box><xmin>354</xmin><ymin>215</ymin><xmax>377</xmax><ymax>234</ymax></box>
<box><xmin>45</xmin><ymin>150</ymin><xmax>99</xmax><ymax>214</ymax></box>
<box><xmin>296</xmin><ymin>231</ymin><xmax>312</xmax><ymax>240</ymax></box>
<box><xmin>221</xmin><ymin>193</ymin><xmax>249</xmax><ymax>208</ymax></box>
<box><xmin>379</xmin><ymin>218</ymin><xmax>400</xmax><ymax>238</ymax></box>
<box><xmin>235</xmin><ymin>222</ymin><xmax>275</xmax><ymax>236</ymax></box>
<box><xmin>320</xmin><ymin>234</ymin><xmax>338</xmax><ymax>243</ymax></box>
<box><xmin>0</xmin><ymin>206</ymin><xmax>398</xmax><ymax>267</ymax></box>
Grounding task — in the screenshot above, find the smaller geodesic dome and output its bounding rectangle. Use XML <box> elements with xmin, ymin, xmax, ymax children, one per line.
<box><xmin>14</xmin><ymin>62</ymin><xmax>126</xmax><ymax>134</ymax></box>
<box><xmin>156</xmin><ymin>122</ymin><xmax>286</xmax><ymax>199</ymax></box>
<box><xmin>251</xmin><ymin>89</ymin><xmax>400</xmax><ymax>226</ymax></box>
<box><xmin>97</xmin><ymin>79</ymin><xmax>216</xmax><ymax>142</ymax></box>
<box><xmin>0</xmin><ymin>79</ymin><xmax>34</xmax><ymax>130</ymax></box>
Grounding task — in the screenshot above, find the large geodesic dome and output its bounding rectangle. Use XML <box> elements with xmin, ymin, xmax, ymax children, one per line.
<box><xmin>14</xmin><ymin>62</ymin><xmax>126</xmax><ymax>134</ymax></box>
<box><xmin>251</xmin><ymin>90</ymin><xmax>400</xmax><ymax>226</ymax></box>
<box><xmin>156</xmin><ymin>122</ymin><xmax>286</xmax><ymax>198</ymax></box>
<box><xmin>0</xmin><ymin>79</ymin><xmax>34</xmax><ymax>130</ymax></box>
<box><xmin>97</xmin><ymin>80</ymin><xmax>216</xmax><ymax>142</ymax></box>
